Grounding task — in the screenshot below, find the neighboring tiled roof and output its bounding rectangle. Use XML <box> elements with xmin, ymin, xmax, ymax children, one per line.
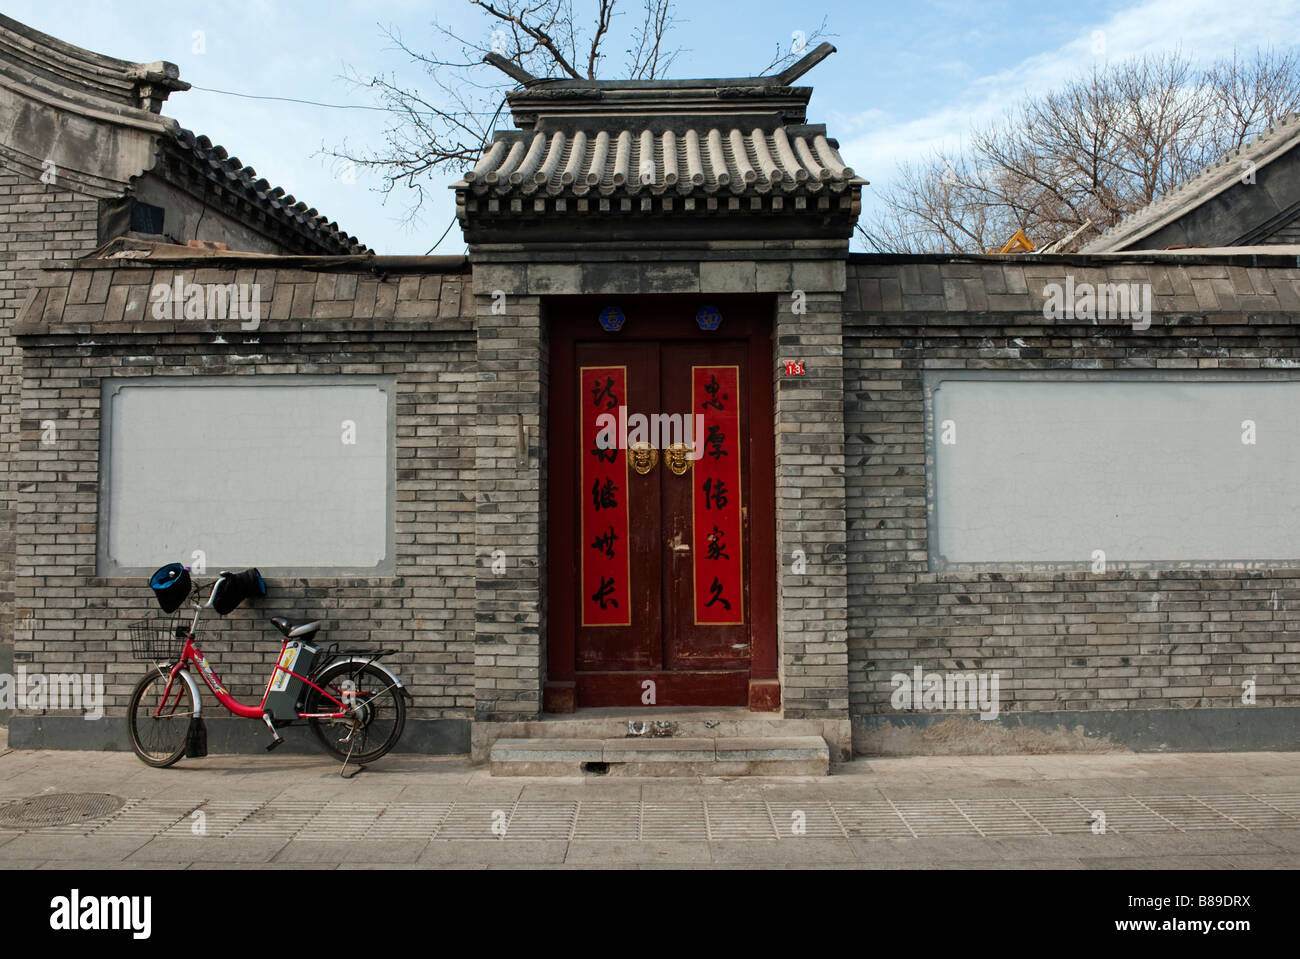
<box><xmin>163</xmin><ymin>128</ymin><xmax>367</xmax><ymax>255</ymax></box>
<box><xmin>0</xmin><ymin>12</ymin><xmax>188</xmax><ymax>114</ymax></box>
<box><xmin>1081</xmin><ymin>113</ymin><xmax>1300</xmax><ymax>253</ymax></box>
<box><xmin>0</xmin><ymin>13</ymin><xmax>365</xmax><ymax>254</ymax></box>
<box><xmin>462</xmin><ymin>125</ymin><xmax>859</xmax><ymax>199</ymax></box>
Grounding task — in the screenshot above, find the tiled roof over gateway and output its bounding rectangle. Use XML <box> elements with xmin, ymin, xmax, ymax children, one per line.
<box><xmin>454</xmin><ymin>44</ymin><xmax>865</xmax><ymax>244</ymax></box>
<box><xmin>464</xmin><ymin>125</ymin><xmax>857</xmax><ymax>197</ymax></box>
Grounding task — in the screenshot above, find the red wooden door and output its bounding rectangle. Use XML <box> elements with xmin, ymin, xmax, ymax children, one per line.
<box><xmin>546</xmin><ymin>298</ymin><xmax>777</xmax><ymax>711</ymax></box>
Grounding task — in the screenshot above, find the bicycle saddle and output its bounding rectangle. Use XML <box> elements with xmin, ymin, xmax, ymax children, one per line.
<box><xmin>270</xmin><ymin>616</ymin><xmax>321</xmax><ymax>640</ymax></box>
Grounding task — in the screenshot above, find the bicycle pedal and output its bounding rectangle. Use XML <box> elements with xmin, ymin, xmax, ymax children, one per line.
<box><xmin>265</xmin><ymin>738</ymin><xmax>283</xmax><ymax>752</ymax></box>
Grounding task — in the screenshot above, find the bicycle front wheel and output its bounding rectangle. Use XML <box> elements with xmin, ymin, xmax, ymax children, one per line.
<box><xmin>127</xmin><ymin>669</ymin><xmax>196</xmax><ymax>767</ymax></box>
<box><xmin>304</xmin><ymin>661</ymin><xmax>406</xmax><ymax>764</ymax></box>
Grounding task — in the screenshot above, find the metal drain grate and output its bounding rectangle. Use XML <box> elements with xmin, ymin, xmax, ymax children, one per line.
<box><xmin>0</xmin><ymin>793</ymin><xmax>125</xmax><ymax>828</ymax></box>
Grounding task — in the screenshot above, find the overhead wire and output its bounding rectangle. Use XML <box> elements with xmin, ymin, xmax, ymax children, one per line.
<box><xmin>189</xmin><ymin>82</ymin><xmax>509</xmax><ymax>256</ymax></box>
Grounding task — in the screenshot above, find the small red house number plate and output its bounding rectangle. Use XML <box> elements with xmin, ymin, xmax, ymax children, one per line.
<box><xmin>784</xmin><ymin>360</ymin><xmax>805</xmax><ymax>375</ymax></box>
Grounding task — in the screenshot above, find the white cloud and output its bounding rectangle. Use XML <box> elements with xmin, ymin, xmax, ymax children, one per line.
<box><xmin>842</xmin><ymin>0</ymin><xmax>1300</xmax><ymax>204</ymax></box>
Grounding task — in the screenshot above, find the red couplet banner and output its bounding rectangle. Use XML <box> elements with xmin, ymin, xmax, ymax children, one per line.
<box><xmin>692</xmin><ymin>365</ymin><xmax>744</xmax><ymax>625</ymax></box>
<box><xmin>580</xmin><ymin>366</ymin><xmax>631</xmax><ymax>627</ymax></box>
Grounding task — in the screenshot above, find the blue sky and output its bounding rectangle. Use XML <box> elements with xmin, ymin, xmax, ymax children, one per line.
<box><xmin>8</xmin><ymin>0</ymin><xmax>1300</xmax><ymax>253</ymax></box>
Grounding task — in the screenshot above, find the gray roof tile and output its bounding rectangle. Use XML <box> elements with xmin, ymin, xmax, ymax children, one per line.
<box><xmin>459</xmin><ymin>125</ymin><xmax>861</xmax><ymax>202</ymax></box>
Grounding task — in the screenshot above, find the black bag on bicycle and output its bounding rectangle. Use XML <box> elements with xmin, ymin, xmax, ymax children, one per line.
<box><xmin>211</xmin><ymin>567</ymin><xmax>267</xmax><ymax>616</ymax></box>
<box><xmin>149</xmin><ymin>563</ymin><xmax>192</xmax><ymax>614</ymax></box>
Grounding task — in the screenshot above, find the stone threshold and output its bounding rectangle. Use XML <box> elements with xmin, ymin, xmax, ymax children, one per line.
<box><xmin>488</xmin><ymin>735</ymin><xmax>830</xmax><ymax>777</ymax></box>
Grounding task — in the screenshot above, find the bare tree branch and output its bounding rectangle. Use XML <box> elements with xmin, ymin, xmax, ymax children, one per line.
<box><xmin>470</xmin><ymin>0</ymin><xmax>584</xmax><ymax>79</ymax></box>
<box><xmin>626</xmin><ymin>0</ymin><xmax>682</xmax><ymax>79</ymax></box>
<box><xmin>325</xmin><ymin>0</ymin><xmax>703</xmax><ymax>223</ymax></box>
<box><xmin>869</xmin><ymin>48</ymin><xmax>1300</xmax><ymax>253</ymax></box>
<box><xmin>587</xmin><ymin>0</ymin><xmax>614</xmax><ymax>78</ymax></box>
<box><xmin>757</xmin><ymin>18</ymin><xmax>835</xmax><ymax>76</ymax></box>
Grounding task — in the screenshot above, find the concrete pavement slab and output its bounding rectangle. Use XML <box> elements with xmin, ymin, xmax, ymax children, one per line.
<box><xmin>1</xmin><ymin>833</ymin><xmax>152</xmax><ymax>862</ymax></box>
<box><xmin>1121</xmin><ymin>831</ymin><xmax>1290</xmax><ymax>856</ymax></box>
<box><xmin>851</xmin><ymin>837</ymin><xmax>1012</xmax><ymax>865</ymax></box>
<box><xmin>127</xmin><ymin>837</ymin><xmax>291</xmax><ymax>864</ymax></box>
<box><xmin>564</xmin><ymin>840</ymin><xmax>711</xmax><ymax>864</ymax></box>
<box><xmin>709</xmin><ymin>838</ymin><xmax>856</xmax><ymax>863</ymax></box>
<box><xmin>417</xmin><ymin>840</ymin><xmax>568</xmax><ymax>865</ymax></box>
<box><xmin>1081</xmin><ymin>856</ymin><xmax>1241</xmax><ymax>869</ymax></box>
<box><xmin>1229</xmin><ymin>827</ymin><xmax>1300</xmax><ymax>852</ymax></box>
<box><xmin>188</xmin><ymin>862</ymin><xmax>323</xmax><ymax>870</ymax></box>
<box><xmin>1225</xmin><ymin>853</ymin><xmax>1300</xmax><ymax>868</ymax></box>
<box><xmin>988</xmin><ymin>835</ymin><xmax>1148</xmax><ymax>860</ymax></box>
<box><xmin>272</xmin><ymin>840</ymin><xmax>428</xmax><ymax>864</ymax></box>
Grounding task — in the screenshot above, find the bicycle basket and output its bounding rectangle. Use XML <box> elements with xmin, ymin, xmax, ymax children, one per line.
<box><xmin>127</xmin><ymin>616</ymin><xmax>188</xmax><ymax>663</ymax></box>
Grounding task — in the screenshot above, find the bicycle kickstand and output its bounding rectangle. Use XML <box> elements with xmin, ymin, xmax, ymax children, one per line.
<box><xmin>339</xmin><ymin>723</ymin><xmax>364</xmax><ymax>779</ymax></box>
<box><xmin>262</xmin><ymin>713</ymin><xmax>284</xmax><ymax>751</ymax></box>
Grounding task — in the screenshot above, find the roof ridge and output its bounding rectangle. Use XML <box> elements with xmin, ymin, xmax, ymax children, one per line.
<box><xmin>166</xmin><ymin>125</ymin><xmax>367</xmax><ymax>254</ymax></box>
<box><xmin>1084</xmin><ymin>111</ymin><xmax>1300</xmax><ymax>251</ymax></box>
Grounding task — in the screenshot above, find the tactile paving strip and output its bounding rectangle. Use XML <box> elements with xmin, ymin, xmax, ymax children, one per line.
<box><xmin>3</xmin><ymin>793</ymin><xmax>1298</xmax><ymax>842</ymax></box>
<box><xmin>640</xmin><ymin>801</ymin><xmax>708</xmax><ymax>841</ymax></box>
<box><xmin>705</xmin><ymin>801</ymin><xmax>778</xmax><ymax>840</ymax></box>
<box><xmin>226</xmin><ymin>801</ymin><xmax>325</xmax><ymax>840</ymax></box>
<box><xmin>954</xmin><ymin>799</ymin><xmax>1053</xmax><ymax>837</ymax></box>
<box><xmin>570</xmin><ymin>801</ymin><xmax>640</xmax><ymax>841</ymax></box>
<box><xmin>363</xmin><ymin>803</ymin><xmax>453</xmax><ymax>841</ymax></box>
<box><xmin>502</xmin><ymin>801</ymin><xmax>578</xmax><ymax>840</ymax></box>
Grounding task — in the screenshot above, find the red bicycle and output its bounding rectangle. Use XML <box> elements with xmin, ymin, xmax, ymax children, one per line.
<box><xmin>126</xmin><ymin>566</ymin><xmax>409</xmax><ymax>771</ymax></box>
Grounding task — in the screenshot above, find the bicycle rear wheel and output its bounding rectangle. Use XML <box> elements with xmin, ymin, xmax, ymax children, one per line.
<box><xmin>304</xmin><ymin>661</ymin><xmax>406</xmax><ymax>764</ymax></box>
<box><xmin>127</xmin><ymin>669</ymin><xmax>196</xmax><ymax>767</ymax></box>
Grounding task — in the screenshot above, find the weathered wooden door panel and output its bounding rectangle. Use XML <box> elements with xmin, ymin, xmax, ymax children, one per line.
<box><xmin>574</xmin><ymin>341</ymin><xmax>661</xmax><ymax>671</ymax></box>
<box><xmin>660</xmin><ymin>342</ymin><xmax>751</xmax><ymax>670</ymax></box>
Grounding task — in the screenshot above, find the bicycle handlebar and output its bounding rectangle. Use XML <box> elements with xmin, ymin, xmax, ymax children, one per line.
<box><xmin>186</xmin><ymin>572</ymin><xmax>229</xmax><ymax>611</ymax></box>
<box><xmin>202</xmin><ymin>576</ymin><xmax>225</xmax><ymax>609</ymax></box>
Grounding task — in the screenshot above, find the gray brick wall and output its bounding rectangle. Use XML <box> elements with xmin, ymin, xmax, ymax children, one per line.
<box><xmin>844</xmin><ymin>256</ymin><xmax>1300</xmax><ymax>730</ymax></box>
<box><xmin>13</xmin><ymin>263</ymin><xmax>477</xmax><ymax>724</ymax></box>
<box><xmin>471</xmin><ymin>283</ymin><xmax>547</xmax><ymax>721</ymax></box>
<box><xmin>0</xmin><ymin>171</ymin><xmax>101</xmax><ymax>682</ymax></box>
<box><xmin>775</xmin><ymin>289</ymin><xmax>850</xmax><ymax>718</ymax></box>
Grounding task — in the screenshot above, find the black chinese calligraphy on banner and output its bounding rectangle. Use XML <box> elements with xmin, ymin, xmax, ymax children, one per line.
<box><xmin>580</xmin><ymin>366</ymin><xmax>631</xmax><ymax>626</ymax></box>
<box><xmin>692</xmin><ymin>365</ymin><xmax>744</xmax><ymax>625</ymax></box>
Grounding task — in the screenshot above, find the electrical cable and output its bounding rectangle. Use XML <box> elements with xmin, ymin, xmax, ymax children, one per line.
<box><xmin>423</xmin><ymin>94</ymin><xmax>510</xmax><ymax>255</ymax></box>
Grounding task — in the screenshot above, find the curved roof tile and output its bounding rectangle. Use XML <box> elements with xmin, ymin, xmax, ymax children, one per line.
<box><xmin>461</xmin><ymin>125</ymin><xmax>858</xmax><ymax>200</ymax></box>
<box><xmin>168</xmin><ymin>127</ymin><xmax>367</xmax><ymax>255</ymax></box>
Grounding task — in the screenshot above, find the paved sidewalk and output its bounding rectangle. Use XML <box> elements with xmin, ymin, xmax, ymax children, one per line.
<box><xmin>1</xmin><ymin>745</ymin><xmax>1298</xmax><ymax>868</ymax></box>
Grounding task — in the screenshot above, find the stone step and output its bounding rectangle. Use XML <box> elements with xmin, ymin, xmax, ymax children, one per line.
<box><xmin>470</xmin><ymin>712</ymin><xmax>852</xmax><ymax>763</ymax></box>
<box><xmin>489</xmin><ymin>736</ymin><xmax>830</xmax><ymax>777</ymax></box>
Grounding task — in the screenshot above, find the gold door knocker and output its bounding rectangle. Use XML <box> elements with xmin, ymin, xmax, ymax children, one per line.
<box><xmin>629</xmin><ymin>443</ymin><xmax>658</xmax><ymax>475</ymax></box>
<box><xmin>665</xmin><ymin>443</ymin><xmax>691</xmax><ymax>476</ymax></box>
